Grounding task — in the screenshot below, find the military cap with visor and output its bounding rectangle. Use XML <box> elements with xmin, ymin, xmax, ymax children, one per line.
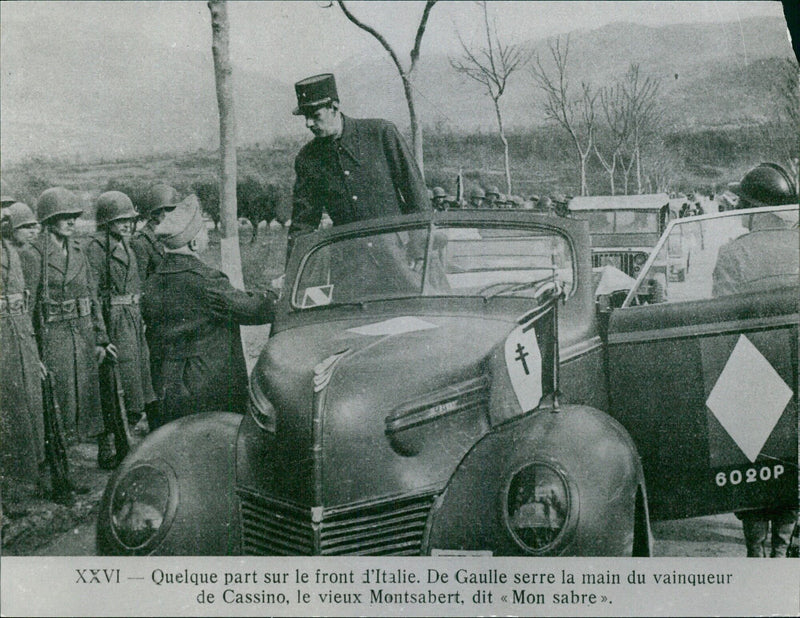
<box><xmin>293</xmin><ymin>73</ymin><xmax>339</xmax><ymax>116</ymax></box>
<box><xmin>95</xmin><ymin>191</ymin><xmax>137</xmax><ymax>227</ymax></box>
<box><xmin>36</xmin><ymin>187</ymin><xmax>83</xmax><ymax>223</ymax></box>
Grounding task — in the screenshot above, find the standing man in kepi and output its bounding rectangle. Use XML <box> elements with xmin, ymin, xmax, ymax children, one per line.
<box><xmin>141</xmin><ymin>196</ymin><xmax>276</xmax><ymax>428</ymax></box>
<box><xmin>287</xmin><ymin>73</ymin><xmax>430</xmax><ymax>257</ymax></box>
<box><xmin>130</xmin><ymin>183</ymin><xmax>179</xmax><ymax>280</ymax></box>
<box><xmin>86</xmin><ymin>191</ymin><xmax>156</xmax><ymax>446</ymax></box>
<box><xmin>712</xmin><ymin>162</ymin><xmax>799</xmax><ymax>557</ymax></box>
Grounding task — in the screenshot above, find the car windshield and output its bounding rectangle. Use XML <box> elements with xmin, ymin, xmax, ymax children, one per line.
<box><xmin>583</xmin><ymin>210</ymin><xmax>659</xmax><ymax>234</ymax></box>
<box><xmin>292</xmin><ymin>223</ymin><xmax>574</xmax><ymax>308</ymax></box>
<box><xmin>623</xmin><ymin>205</ymin><xmax>799</xmax><ymax>306</ymax></box>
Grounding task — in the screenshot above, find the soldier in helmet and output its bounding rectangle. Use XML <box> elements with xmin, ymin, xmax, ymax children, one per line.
<box><xmin>86</xmin><ymin>192</ymin><xmax>156</xmax><ymax>451</ymax></box>
<box><xmin>130</xmin><ymin>183</ymin><xmax>179</xmax><ymax>280</ymax></box>
<box><xmin>467</xmin><ymin>187</ymin><xmax>485</xmax><ymax>209</ymax></box>
<box><xmin>431</xmin><ymin>187</ymin><xmax>448</xmax><ymax>211</ymax></box>
<box><xmin>712</xmin><ymin>163</ymin><xmax>799</xmax><ymax>557</ymax></box>
<box><xmin>20</xmin><ymin>188</ymin><xmax>117</xmax><ymax>470</ymax></box>
<box><xmin>0</xmin><ymin>199</ymin><xmax>49</xmax><ymax>503</ymax></box>
<box><xmin>484</xmin><ymin>186</ymin><xmax>501</xmax><ymax>208</ymax></box>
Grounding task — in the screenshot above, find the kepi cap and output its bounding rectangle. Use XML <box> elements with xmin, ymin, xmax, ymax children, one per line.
<box><xmin>293</xmin><ymin>73</ymin><xmax>339</xmax><ymax>116</ymax></box>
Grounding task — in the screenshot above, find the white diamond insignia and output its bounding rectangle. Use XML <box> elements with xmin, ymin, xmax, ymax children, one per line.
<box><xmin>706</xmin><ymin>335</ymin><xmax>792</xmax><ymax>462</ymax></box>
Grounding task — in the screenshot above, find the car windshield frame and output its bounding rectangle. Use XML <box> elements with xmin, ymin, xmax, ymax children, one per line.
<box><xmin>582</xmin><ymin>209</ymin><xmax>661</xmax><ymax>235</ymax></box>
<box><xmin>621</xmin><ymin>204</ymin><xmax>799</xmax><ymax>307</ymax></box>
<box><xmin>290</xmin><ymin>219</ymin><xmax>577</xmax><ymax>310</ymax></box>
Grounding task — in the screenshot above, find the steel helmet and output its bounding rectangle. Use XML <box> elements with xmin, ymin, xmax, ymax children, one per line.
<box><xmin>731</xmin><ymin>163</ymin><xmax>797</xmax><ymax>208</ymax></box>
<box><xmin>432</xmin><ymin>186</ymin><xmax>447</xmax><ymax>198</ymax></box>
<box><xmin>0</xmin><ymin>179</ymin><xmax>16</xmax><ymax>206</ymax></box>
<box><xmin>141</xmin><ymin>183</ymin><xmax>179</xmax><ymax>218</ymax></box>
<box><xmin>469</xmin><ymin>187</ymin><xmax>485</xmax><ymax>199</ymax></box>
<box><xmin>6</xmin><ymin>202</ymin><xmax>38</xmax><ymax>229</ymax></box>
<box><xmin>96</xmin><ymin>191</ymin><xmax>137</xmax><ymax>227</ymax></box>
<box><xmin>36</xmin><ymin>187</ymin><xmax>83</xmax><ymax>223</ymax></box>
<box><xmin>485</xmin><ymin>186</ymin><xmax>501</xmax><ymax>197</ymax></box>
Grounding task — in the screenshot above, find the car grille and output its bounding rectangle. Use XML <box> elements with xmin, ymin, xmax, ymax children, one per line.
<box><xmin>593</xmin><ymin>251</ymin><xmax>635</xmax><ymax>277</ymax></box>
<box><xmin>239</xmin><ymin>491</ymin><xmax>437</xmax><ymax>555</ymax></box>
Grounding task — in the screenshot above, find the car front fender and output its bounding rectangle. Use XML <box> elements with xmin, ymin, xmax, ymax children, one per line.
<box><xmin>424</xmin><ymin>404</ymin><xmax>649</xmax><ymax>556</ymax></box>
<box><xmin>96</xmin><ymin>412</ymin><xmax>243</xmax><ymax>556</ymax></box>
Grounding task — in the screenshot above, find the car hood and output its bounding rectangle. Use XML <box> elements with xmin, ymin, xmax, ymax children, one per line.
<box><xmin>238</xmin><ymin>312</ymin><xmax>518</xmax><ymax>507</ymax></box>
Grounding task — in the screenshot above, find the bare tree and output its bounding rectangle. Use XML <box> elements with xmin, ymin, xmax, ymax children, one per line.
<box><xmin>334</xmin><ymin>1</ymin><xmax>436</xmax><ymax>174</ymax></box>
<box><xmin>208</xmin><ymin>0</ymin><xmax>243</xmax><ymax>288</ymax></box>
<box><xmin>773</xmin><ymin>57</ymin><xmax>799</xmax><ymax>191</ymax></box>
<box><xmin>594</xmin><ymin>82</ymin><xmax>630</xmax><ymax>195</ymax></box>
<box><xmin>530</xmin><ymin>36</ymin><xmax>597</xmax><ymax>196</ymax></box>
<box><xmin>618</xmin><ymin>64</ymin><xmax>662</xmax><ymax>194</ymax></box>
<box><xmin>450</xmin><ymin>1</ymin><xmax>529</xmax><ymax>195</ymax></box>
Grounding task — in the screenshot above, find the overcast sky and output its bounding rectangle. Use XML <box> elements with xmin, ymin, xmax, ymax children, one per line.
<box><xmin>2</xmin><ymin>1</ymin><xmax>787</xmax><ymax>83</ymax></box>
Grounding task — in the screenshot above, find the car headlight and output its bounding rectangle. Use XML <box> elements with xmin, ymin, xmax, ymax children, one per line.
<box><xmin>249</xmin><ymin>376</ymin><xmax>277</xmax><ymax>432</ymax></box>
<box><xmin>504</xmin><ymin>462</ymin><xmax>571</xmax><ymax>553</ymax></box>
<box><xmin>109</xmin><ymin>462</ymin><xmax>178</xmax><ymax>552</ymax></box>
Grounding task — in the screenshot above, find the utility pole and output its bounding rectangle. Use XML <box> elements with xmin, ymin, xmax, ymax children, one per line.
<box><xmin>208</xmin><ymin>0</ymin><xmax>243</xmax><ymax>288</ymax></box>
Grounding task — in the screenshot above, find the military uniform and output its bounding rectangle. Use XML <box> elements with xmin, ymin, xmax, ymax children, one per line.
<box><xmin>1</xmin><ymin>237</ymin><xmax>45</xmax><ymax>481</ymax></box>
<box><xmin>130</xmin><ymin>222</ymin><xmax>164</xmax><ymax>280</ymax></box>
<box><xmin>86</xmin><ymin>232</ymin><xmax>155</xmax><ymax>421</ymax></box>
<box><xmin>142</xmin><ymin>253</ymin><xmax>275</xmax><ymax>426</ymax></box>
<box><xmin>712</xmin><ymin>214</ymin><xmax>798</xmax><ymax>297</ymax></box>
<box><xmin>21</xmin><ymin>235</ymin><xmax>109</xmax><ymax>439</ymax></box>
<box><xmin>289</xmin><ymin>114</ymin><xmax>430</xmax><ymax>251</ymax></box>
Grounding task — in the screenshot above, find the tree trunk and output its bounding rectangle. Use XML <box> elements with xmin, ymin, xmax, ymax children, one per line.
<box><xmin>402</xmin><ymin>76</ymin><xmax>424</xmax><ymax>177</ymax></box>
<box><xmin>635</xmin><ymin>148</ymin><xmax>643</xmax><ymax>194</ymax></box>
<box><xmin>579</xmin><ymin>151</ymin><xmax>589</xmax><ymax>196</ymax></box>
<box><xmin>493</xmin><ymin>98</ymin><xmax>512</xmax><ymax>195</ymax></box>
<box><xmin>208</xmin><ymin>0</ymin><xmax>243</xmax><ymax>289</ymax></box>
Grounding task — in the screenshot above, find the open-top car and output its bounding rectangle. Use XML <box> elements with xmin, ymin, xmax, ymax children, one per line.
<box><xmin>97</xmin><ymin>205</ymin><xmax>798</xmax><ymax>556</ymax></box>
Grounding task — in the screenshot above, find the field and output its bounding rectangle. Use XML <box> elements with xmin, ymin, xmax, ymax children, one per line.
<box><xmin>2</xmin><ymin>122</ymin><xmax>795</xmax><ymax>222</ymax></box>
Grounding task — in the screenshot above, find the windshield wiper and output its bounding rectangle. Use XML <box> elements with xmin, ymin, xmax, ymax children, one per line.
<box><xmin>482</xmin><ymin>275</ymin><xmax>561</xmax><ymax>301</ymax></box>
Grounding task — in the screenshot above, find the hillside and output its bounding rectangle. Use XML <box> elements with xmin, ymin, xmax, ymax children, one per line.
<box><xmin>1</xmin><ymin>14</ymin><xmax>792</xmax><ymax>162</ymax></box>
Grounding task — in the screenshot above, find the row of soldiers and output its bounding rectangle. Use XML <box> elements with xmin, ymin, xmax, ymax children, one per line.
<box><xmin>429</xmin><ymin>185</ymin><xmax>570</xmax><ymax>213</ymax></box>
<box><xmin>1</xmin><ymin>183</ymin><xmax>275</xmax><ymax>506</ymax></box>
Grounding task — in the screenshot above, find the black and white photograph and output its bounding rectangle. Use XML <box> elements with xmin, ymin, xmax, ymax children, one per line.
<box><xmin>1</xmin><ymin>1</ymin><xmax>799</xmax><ymax>615</ymax></box>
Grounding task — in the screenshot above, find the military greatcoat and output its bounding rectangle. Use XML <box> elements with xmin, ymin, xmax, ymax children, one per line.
<box><xmin>288</xmin><ymin>115</ymin><xmax>430</xmax><ymax>253</ymax></box>
<box><xmin>86</xmin><ymin>233</ymin><xmax>155</xmax><ymax>417</ymax></box>
<box><xmin>141</xmin><ymin>253</ymin><xmax>275</xmax><ymax>427</ymax></box>
<box><xmin>20</xmin><ymin>235</ymin><xmax>109</xmax><ymax>439</ymax></box>
<box><xmin>130</xmin><ymin>222</ymin><xmax>164</xmax><ymax>280</ymax></box>
<box><xmin>1</xmin><ymin>238</ymin><xmax>45</xmax><ymax>480</ymax></box>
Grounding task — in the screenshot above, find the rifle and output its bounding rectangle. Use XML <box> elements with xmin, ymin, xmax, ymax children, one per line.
<box><xmin>99</xmin><ymin>230</ymin><xmax>132</xmax><ymax>459</ymax></box>
<box><xmin>99</xmin><ymin>354</ymin><xmax>132</xmax><ymax>460</ymax></box>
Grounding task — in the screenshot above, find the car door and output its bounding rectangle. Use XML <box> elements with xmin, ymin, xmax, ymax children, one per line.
<box><xmin>606</xmin><ymin>207</ymin><xmax>798</xmax><ymax>520</ymax></box>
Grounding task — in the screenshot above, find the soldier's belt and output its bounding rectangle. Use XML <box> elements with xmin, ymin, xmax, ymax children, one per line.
<box><xmin>44</xmin><ymin>297</ymin><xmax>92</xmax><ymax>322</ymax></box>
<box><xmin>109</xmin><ymin>293</ymin><xmax>140</xmax><ymax>306</ymax></box>
<box><xmin>0</xmin><ymin>292</ymin><xmax>28</xmax><ymax>316</ymax></box>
